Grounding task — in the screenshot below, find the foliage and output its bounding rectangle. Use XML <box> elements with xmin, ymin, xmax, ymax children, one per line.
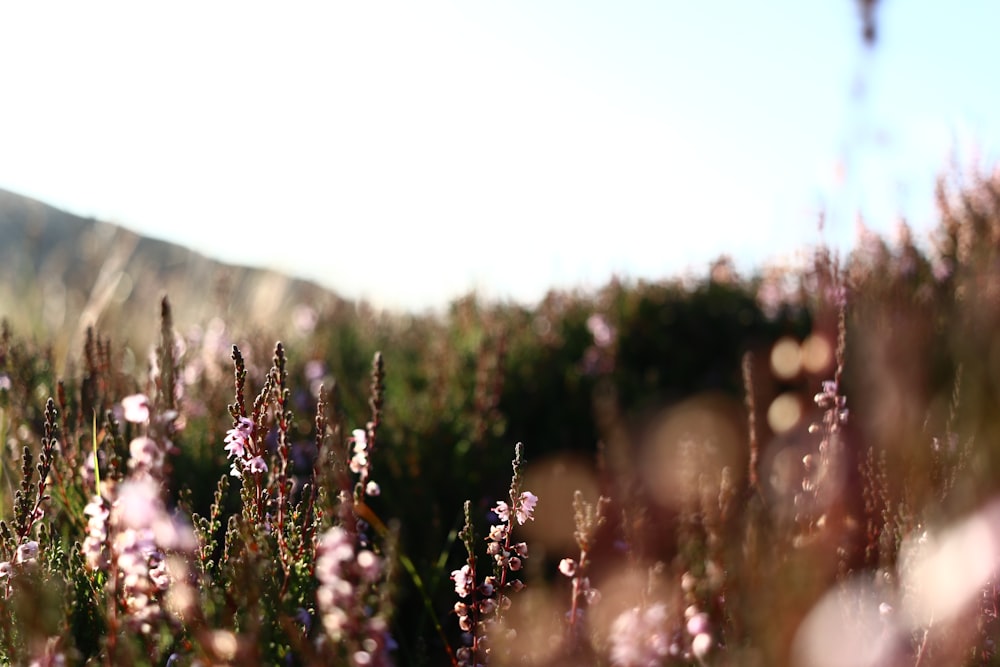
<box><xmin>4</xmin><ymin>167</ymin><xmax>1000</xmax><ymax>665</ymax></box>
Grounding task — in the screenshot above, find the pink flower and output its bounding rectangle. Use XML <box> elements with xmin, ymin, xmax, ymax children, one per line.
<box><xmin>128</xmin><ymin>437</ymin><xmax>161</xmax><ymax>471</ymax></box>
<box><xmin>16</xmin><ymin>541</ymin><xmax>39</xmax><ymax>564</ymax></box>
<box><xmin>516</xmin><ymin>491</ymin><xmax>538</xmax><ymax>525</ymax></box>
<box><xmin>224</xmin><ymin>417</ymin><xmax>253</xmax><ymax>459</ymax></box>
<box><xmin>493</xmin><ymin>500</ymin><xmax>511</xmax><ymax>523</ymax></box>
<box><xmin>116</xmin><ymin>480</ymin><xmax>162</xmax><ymax>530</ymax></box>
<box><xmin>122</xmin><ymin>394</ymin><xmax>150</xmax><ymax>423</ymax></box>
<box><xmin>349</xmin><ymin>429</ymin><xmax>369</xmax><ymax>474</ymax></box>
<box><xmin>558</xmin><ymin>558</ymin><xmax>577</xmax><ymax>577</ymax></box>
<box><xmin>248</xmin><ymin>456</ymin><xmax>268</xmax><ymax>474</ymax></box>
<box><xmin>451</xmin><ymin>564</ymin><xmax>473</xmax><ymax>598</ymax></box>
<box><xmin>609</xmin><ymin>603</ymin><xmax>670</xmax><ymax>666</ymax></box>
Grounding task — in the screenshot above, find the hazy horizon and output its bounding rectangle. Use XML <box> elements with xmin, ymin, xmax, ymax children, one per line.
<box><xmin>2</xmin><ymin>2</ymin><xmax>998</xmax><ymax>308</ymax></box>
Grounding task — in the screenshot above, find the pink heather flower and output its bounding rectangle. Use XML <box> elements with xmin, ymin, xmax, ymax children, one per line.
<box><xmin>116</xmin><ymin>480</ymin><xmax>162</xmax><ymax>530</ymax></box>
<box><xmin>122</xmin><ymin>394</ymin><xmax>150</xmax><ymax>423</ymax></box>
<box><xmin>558</xmin><ymin>558</ymin><xmax>577</xmax><ymax>577</ymax></box>
<box><xmin>349</xmin><ymin>428</ymin><xmax>369</xmax><ymax>474</ymax></box>
<box><xmin>492</xmin><ymin>501</ymin><xmax>511</xmax><ymax>523</ymax></box>
<box><xmin>16</xmin><ymin>540</ymin><xmax>39</xmax><ymax>564</ymax></box>
<box><xmin>248</xmin><ymin>456</ymin><xmax>268</xmax><ymax>474</ymax></box>
<box><xmin>318</xmin><ymin>527</ymin><xmax>355</xmax><ymax>565</ymax></box>
<box><xmin>609</xmin><ymin>603</ymin><xmax>670</xmax><ymax>667</ymax></box>
<box><xmin>128</xmin><ymin>437</ymin><xmax>161</xmax><ymax>471</ymax></box>
<box><xmin>365</xmin><ymin>480</ymin><xmax>381</xmax><ymax>497</ymax></box>
<box><xmin>224</xmin><ymin>417</ymin><xmax>253</xmax><ymax>459</ymax></box>
<box><xmin>82</xmin><ymin>496</ymin><xmax>110</xmax><ymax>570</ymax></box>
<box><xmin>515</xmin><ymin>491</ymin><xmax>538</xmax><ymax>525</ymax></box>
<box><xmin>451</xmin><ymin>564</ymin><xmax>474</xmax><ymax>598</ymax></box>
<box><xmin>0</xmin><ymin>562</ymin><xmax>10</xmax><ymax>578</ymax></box>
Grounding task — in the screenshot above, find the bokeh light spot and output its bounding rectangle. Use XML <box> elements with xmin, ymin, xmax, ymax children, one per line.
<box><xmin>767</xmin><ymin>393</ymin><xmax>801</xmax><ymax>434</ymax></box>
<box><xmin>770</xmin><ymin>336</ymin><xmax>801</xmax><ymax>379</ymax></box>
<box><xmin>801</xmin><ymin>334</ymin><xmax>833</xmax><ymax>374</ymax></box>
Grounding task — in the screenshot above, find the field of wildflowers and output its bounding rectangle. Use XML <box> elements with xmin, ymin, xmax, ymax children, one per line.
<box><xmin>4</xmin><ymin>168</ymin><xmax>1000</xmax><ymax>666</ymax></box>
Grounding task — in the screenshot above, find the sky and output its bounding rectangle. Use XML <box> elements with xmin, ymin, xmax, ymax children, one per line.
<box><xmin>1</xmin><ymin>1</ymin><xmax>998</xmax><ymax>310</ymax></box>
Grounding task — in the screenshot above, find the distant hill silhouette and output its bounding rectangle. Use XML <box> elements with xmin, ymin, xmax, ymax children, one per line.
<box><xmin>0</xmin><ymin>188</ymin><xmax>347</xmax><ymax>365</ymax></box>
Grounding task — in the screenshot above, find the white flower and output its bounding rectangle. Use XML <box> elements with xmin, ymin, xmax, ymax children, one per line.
<box><xmin>558</xmin><ymin>558</ymin><xmax>577</xmax><ymax>577</ymax></box>
<box><xmin>16</xmin><ymin>540</ymin><xmax>39</xmax><ymax>564</ymax></box>
<box><xmin>451</xmin><ymin>564</ymin><xmax>473</xmax><ymax>598</ymax></box>
<box><xmin>122</xmin><ymin>394</ymin><xmax>150</xmax><ymax>423</ymax></box>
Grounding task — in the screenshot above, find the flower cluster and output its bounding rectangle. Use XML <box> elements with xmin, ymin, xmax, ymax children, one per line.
<box><xmin>224</xmin><ymin>416</ymin><xmax>267</xmax><ymax>477</ymax></box>
<box><xmin>82</xmin><ymin>494</ymin><xmax>111</xmax><ymax>570</ymax></box>
<box><xmin>451</xmin><ymin>444</ymin><xmax>537</xmax><ymax>666</ymax></box>
<box><xmin>81</xmin><ymin>478</ymin><xmax>196</xmax><ymax>634</ymax></box>
<box><xmin>811</xmin><ymin>379</ymin><xmax>849</xmax><ymax>433</ymax></box>
<box><xmin>314</xmin><ymin>526</ymin><xmax>392</xmax><ymax>665</ymax></box>
<box><xmin>121</xmin><ymin>394</ymin><xmax>179</xmax><ymax>481</ymax></box>
<box><xmin>609</xmin><ymin>603</ymin><xmax>671</xmax><ymax>667</ymax></box>
<box><xmin>492</xmin><ymin>491</ymin><xmax>537</xmax><ymax>527</ymax></box>
<box><xmin>349</xmin><ymin>427</ymin><xmax>380</xmax><ymax>497</ymax></box>
<box><xmin>0</xmin><ymin>539</ymin><xmax>40</xmax><ymax>582</ymax></box>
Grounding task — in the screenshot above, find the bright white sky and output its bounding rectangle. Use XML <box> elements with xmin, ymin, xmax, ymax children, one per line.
<box><xmin>1</xmin><ymin>1</ymin><xmax>998</xmax><ymax>309</ymax></box>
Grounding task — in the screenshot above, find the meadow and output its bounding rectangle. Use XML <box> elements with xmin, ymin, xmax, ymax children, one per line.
<box><xmin>2</xmin><ymin>167</ymin><xmax>1000</xmax><ymax>666</ymax></box>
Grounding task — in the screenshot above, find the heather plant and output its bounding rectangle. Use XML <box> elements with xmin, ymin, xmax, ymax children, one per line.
<box><xmin>10</xmin><ymin>165</ymin><xmax>1000</xmax><ymax>665</ymax></box>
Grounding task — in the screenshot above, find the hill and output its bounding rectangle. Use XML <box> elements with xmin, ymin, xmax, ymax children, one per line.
<box><xmin>0</xmin><ymin>188</ymin><xmax>348</xmax><ymax>366</ymax></box>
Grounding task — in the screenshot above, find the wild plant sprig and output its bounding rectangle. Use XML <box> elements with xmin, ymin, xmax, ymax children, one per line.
<box><xmin>451</xmin><ymin>444</ymin><xmax>537</xmax><ymax>666</ymax></box>
<box><xmin>300</xmin><ymin>383</ymin><xmax>328</xmax><ymax>561</ymax></box>
<box><xmin>228</xmin><ymin>345</ymin><xmax>249</xmax><ymax>421</ymax></box>
<box><xmin>156</xmin><ymin>296</ymin><xmax>177</xmax><ymax>412</ymax></box>
<box><xmin>452</xmin><ymin>500</ymin><xmax>482</xmax><ymax>667</ymax></box>
<box><xmin>227</xmin><ymin>344</ymin><xmax>270</xmax><ymax>525</ymax></box>
<box><xmin>5</xmin><ymin>398</ymin><xmax>58</xmax><ymax>577</ymax></box>
<box><xmin>560</xmin><ymin>491</ymin><xmax>609</xmax><ymax>642</ymax></box>
<box><xmin>490</xmin><ymin>442</ymin><xmax>535</xmax><ymax>622</ymax></box>
<box><xmin>356</xmin><ymin>352</ymin><xmax>385</xmax><ymax>502</ymax></box>
<box><xmin>271</xmin><ymin>342</ymin><xmax>295</xmax><ymax>592</ymax></box>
